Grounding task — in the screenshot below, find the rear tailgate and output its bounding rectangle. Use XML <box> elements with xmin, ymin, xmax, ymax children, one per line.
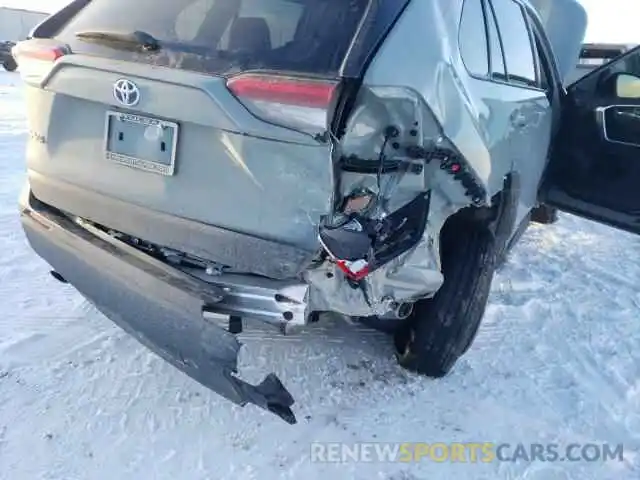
<box><xmin>16</xmin><ymin>0</ymin><xmax>393</xmax><ymax>277</ymax></box>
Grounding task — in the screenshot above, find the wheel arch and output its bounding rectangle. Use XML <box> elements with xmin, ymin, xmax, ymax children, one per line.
<box><xmin>438</xmin><ymin>171</ymin><xmax>521</xmax><ymax>258</ymax></box>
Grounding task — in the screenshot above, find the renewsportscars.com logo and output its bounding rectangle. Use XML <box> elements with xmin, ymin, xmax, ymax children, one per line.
<box><xmin>310</xmin><ymin>442</ymin><xmax>625</xmax><ymax>463</ymax></box>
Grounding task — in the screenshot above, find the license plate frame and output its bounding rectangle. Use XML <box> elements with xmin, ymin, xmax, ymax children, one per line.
<box><xmin>104</xmin><ymin>111</ymin><xmax>179</xmax><ymax>176</ymax></box>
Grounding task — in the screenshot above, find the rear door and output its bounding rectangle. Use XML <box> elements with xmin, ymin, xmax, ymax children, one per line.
<box><xmin>15</xmin><ymin>0</ymin><xmax>401</xmax><ymax>260</ymax></box>
<box><xmin>540</xmin><ymin>45</ymin><xmax>640</xmax><ymax>234</ymax></box>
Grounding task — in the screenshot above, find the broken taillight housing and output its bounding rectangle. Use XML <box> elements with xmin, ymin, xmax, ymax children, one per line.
<box><xmin>335</xmin><ymin>259</ymin><xmax>370</xmax><ymax>281</ymax></box>
<box><xmin>226</xmin><ymin>74</ymin><xmax>338</xmax><ymax>135</ymax></box>
<box><xmin>319</xmin><ymin>193</ymin><xmax>431</xmax><ymax>282</ymax></box>
<box><xmin>12</xmin><ymin>39</ymin><xmax>70</xmax><ymax>85</ymax></box>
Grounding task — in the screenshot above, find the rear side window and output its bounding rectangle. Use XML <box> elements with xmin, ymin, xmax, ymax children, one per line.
<box><xmin>485</xmin><ymin>1</ymin><xmax>506</xmax><ymax>79</ymax></box>
<box><xmin>54</xmin><ymin>0</ymin><xmax>369</xmax><ymax>77</ymax></box>
<box><xmin>459</xmin><ymin>0</ymin><xmax>489</xmax><ymax>77</ymax></box>
<box><xmin>490</xmin><ymin>0</ymin><xmax>537</xmax><ymax>86</ymax></box>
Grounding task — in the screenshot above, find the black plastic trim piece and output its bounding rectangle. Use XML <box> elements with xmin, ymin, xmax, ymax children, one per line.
<box><xmin>20</xmin><ymin>187</ymin><xmax>298</xmax><ymax>424</ymax></box>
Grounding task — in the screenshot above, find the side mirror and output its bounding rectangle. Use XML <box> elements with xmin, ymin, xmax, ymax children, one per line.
<box><xmin>615</xmin><ymin>74</ymin><xmax>640</xmax><ymax>99</ymax></box>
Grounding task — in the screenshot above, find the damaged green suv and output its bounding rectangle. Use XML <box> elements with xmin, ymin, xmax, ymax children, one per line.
<box><xmin>14</xmin><ymin>0</ymin><xmax>640</xmax><ymax>423</ymax></box>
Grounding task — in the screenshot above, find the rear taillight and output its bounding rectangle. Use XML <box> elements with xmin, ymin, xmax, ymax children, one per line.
<box><xmin>226</xmin><ymin>74</ymin><xmax>338</xmax><ymax>135</ymax></box>
<box><xmin>12</xmin><ymin>40</ymin><xmax>70</xmax><ymax>84</ymax></box>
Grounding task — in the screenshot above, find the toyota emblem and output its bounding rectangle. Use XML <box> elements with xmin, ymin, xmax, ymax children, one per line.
<box><xmin>113</xmin><ymin>79</ymin><xmax>140</xmax><ymax>107</ymax></box>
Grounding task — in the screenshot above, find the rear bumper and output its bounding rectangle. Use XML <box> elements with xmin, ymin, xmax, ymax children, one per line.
<box><xmin>19</xmin><ymin>185</ymin><xmax>297</xmax><ymax>424</ymax></box>
<box><xmin>28</xmin><ymin>171</ymin><xmax>316</xmax><ymax>280</ymax></box>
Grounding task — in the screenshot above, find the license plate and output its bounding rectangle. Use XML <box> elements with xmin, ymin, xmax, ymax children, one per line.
<box><xmin>104</xmin><ymin>111</ymin><xmax>178</xmax><ymax>176</ymax></box>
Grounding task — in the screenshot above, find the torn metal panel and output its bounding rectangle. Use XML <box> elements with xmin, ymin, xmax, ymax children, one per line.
<box><xmin>336</xmin><ymin>85</ymin><xmax>488</xmax><ymax>209</ymax></box>
<box><xmin>304</xmin><ymin>84</ymin><xmax>483</xmax><ymax>318</ymax></box>
<box><xmin>306</xmin><ymin>191</ymin><xmax>457</xmax><ymax>318</ymax></box>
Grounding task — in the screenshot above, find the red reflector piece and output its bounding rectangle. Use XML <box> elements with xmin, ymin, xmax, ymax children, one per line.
<box><xmin>336</xmin><ymin>259</ymin><xmax>370</xmax><ymax>281</ymax></box>
<box><xmin>227</xmin><ymin>74</ymin><xmax>337</xmax><ymax>108</ymax></box>
<box><xmin>450</xmin><ymin>163</ymin><xmax>461</xmax><ymax>173</ymax></box>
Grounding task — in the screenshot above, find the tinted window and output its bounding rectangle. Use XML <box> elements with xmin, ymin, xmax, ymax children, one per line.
<box><xmin>55</xmin><ymin>0</ymin><xmax>368</xmax><ymax>76</ymax></box>
<box><xmin>532</xmin><ymin>34</ymin><xmax>550</xmax><ymax>91</ymax></box>
<box><xmin>485</xmin><ymin>0</ymin><xmax>506</xmax><ymax>80</ymax></box>
<box><xmin>459</xmin><ymin>0</ymin><xmax>489</xmax><ymax>76</ymax></box>
<box><xmin>490</xmin><ymin>0</ymin><xmax>536</xmax><ymax>86</ymax></box>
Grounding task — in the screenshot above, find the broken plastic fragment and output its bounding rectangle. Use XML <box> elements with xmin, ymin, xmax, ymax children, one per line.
<box><xmin>335</xmin><ymin>258</ymin><xmax>370</xmax><ymax>281</ymax></box>
<box><xmin>319</xmin><ymin>219</ymin><xmax>371</xmax><ymax>261</ymax></box>
<box><xmin>343</xmin><ymin>193</ymin><xmax>373</xmax><ymax>214</ymax></box>
<box><xmin>318</xmin><ymin>192</ymin><xmax>431</xmax><ymax>284</ymax></box>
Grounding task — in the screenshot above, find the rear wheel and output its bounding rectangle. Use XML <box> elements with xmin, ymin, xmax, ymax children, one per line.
<box><xmin>394</xmin><ymin>212</ymin><xmax>498</xmax><ymax>377</ymax></box>
<box><xmin>2</xmin><ymin>57</ymin><xmax>17</xmax><ymax>72</ymax></box>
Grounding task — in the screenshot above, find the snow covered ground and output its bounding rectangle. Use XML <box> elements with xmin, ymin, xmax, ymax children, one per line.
<box><xmin>1</xmin><ymin>70</ymin><xmax>639</xmax><ymax>480</ymax></box>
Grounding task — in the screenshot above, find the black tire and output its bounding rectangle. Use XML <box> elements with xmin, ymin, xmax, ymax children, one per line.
<box><xmin>2</xmin><ymin>57</ymin><xmax>17</xmax><ymax>72</ymax></box>
<box><xmin>530</xmin><ymin>204</ymin><xmax>558</xmax><ymax>225</ymax></box>
<box><xmin>393</xmin><ymin>214</ymin><xmax>498</xmax><ymax>378</ymax></box>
